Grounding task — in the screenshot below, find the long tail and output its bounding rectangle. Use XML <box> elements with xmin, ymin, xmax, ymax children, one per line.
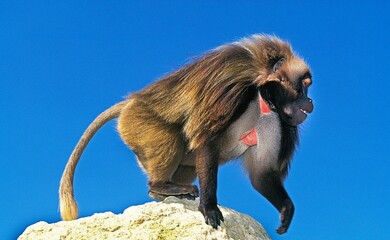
<box><xmin>59</xmin><ymin>100</ymin><xmax>129</xmax><ymax>221</ymax></box>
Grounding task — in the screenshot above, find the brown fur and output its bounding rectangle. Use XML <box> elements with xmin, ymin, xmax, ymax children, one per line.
<box><xmin>59</xmin><ymin>35</ymin><xmax>308</xmax><ymax>227</ymax></box>
<box><xmin>126</xmin><ymin>35</ymin><xmax>295</xmax><ymax>150</ymax></box>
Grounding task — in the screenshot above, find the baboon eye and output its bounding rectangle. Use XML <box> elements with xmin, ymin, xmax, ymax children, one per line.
<box><xmin>301</xmin><ymin>72</ymin><xmax>312</xmax><ymax>85</ymax></box>
<box><xmin>302</xmin><ymin>76</ymin><xmax>312</xmax><ymax>87</ymax></box>
<box><xmin>272</xmin><ymin>58</ymin><xmax>285</xmax><ymax>72</ymax></box>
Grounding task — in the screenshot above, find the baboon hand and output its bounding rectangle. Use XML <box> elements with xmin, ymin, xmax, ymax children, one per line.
<box><xmin>276</xmin><ymin>200</ymin><xmax>294</xmax><ymax>234</ymax></box>
<box><xmin>199</xmin><ymin>204</ymin><xmax>224</xmax><ymax>229</ymax></box>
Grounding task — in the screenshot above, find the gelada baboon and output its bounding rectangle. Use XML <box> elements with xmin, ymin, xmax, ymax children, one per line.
<box><xmin>59</xmin><ymin>34</ymin><xmax>313</xmax><ymax>234</ymax></box>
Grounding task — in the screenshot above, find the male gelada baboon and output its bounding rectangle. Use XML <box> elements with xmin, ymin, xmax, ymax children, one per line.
<box><xmin>59</xmin><ymin>34</ymin><xmax>313</xmax><ymax>234</ymax></box>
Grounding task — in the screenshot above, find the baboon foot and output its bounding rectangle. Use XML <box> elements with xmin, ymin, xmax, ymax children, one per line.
<box><xmin>148</xmin><ymin>182</ymin><xmax>199</xmax><ymax>201</ymax></box>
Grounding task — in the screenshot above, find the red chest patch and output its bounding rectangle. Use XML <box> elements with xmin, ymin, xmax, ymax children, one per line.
<box><xmin>239</xmin><ymin>93</ymin><xmax>271</xmax><ymax>147</ymax></box>
<box><xmin>240</xmin><ymin>128</ymin><xmax>257</xmax><ymax>146</ymax></box>
<box><xmin>259</xmin><ymin>94</ymin><xmax>271</xmax><ymax>114</ymax></box>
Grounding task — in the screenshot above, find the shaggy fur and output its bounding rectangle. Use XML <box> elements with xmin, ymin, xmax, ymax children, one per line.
<box><xmin>59</xmin><ymin>34</ymin><xmax>313</xmax><ymax>234</ymax></box>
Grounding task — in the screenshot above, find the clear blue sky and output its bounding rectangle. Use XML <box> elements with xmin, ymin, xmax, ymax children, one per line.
<box><xmin>1</xmin><ymin>1</ymin><xmax>389</xmax><ymax>239</ymax></box>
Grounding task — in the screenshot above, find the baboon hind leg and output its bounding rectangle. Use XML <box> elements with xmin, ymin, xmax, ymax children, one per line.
<box><xmin>166</xmin><ymin>165</ymin><xmax>199</xmax><ymax>200</ymax></box>
<box><xmin>118</xmin><ymin>100</ymin><xmax>197</xmax><ymax>200</ymax></box>
<box><xmin>147</xmin><ymin>158</ymin><xmax>199</xmax><ymax>201</ymax></box>
<box><xmin>145</xmin><ymin>148</ymin><xmax>199</xmax><ymax>201</ymax></box>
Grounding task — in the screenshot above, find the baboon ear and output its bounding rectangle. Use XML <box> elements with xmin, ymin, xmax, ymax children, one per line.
<box><xmin>272</xmin><ymin>57</ymin><xmax>285</xmax><ymax>72</ymax></box>
<box><xmin>259</xmin><ymin>57</ymin><xmax>285</xmax><ymax>86</ymax></box>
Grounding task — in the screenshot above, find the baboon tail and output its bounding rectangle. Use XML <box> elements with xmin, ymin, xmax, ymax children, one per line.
<box><xmin>59</xmin><ymin>100</ymin><xmax>129</xmax><ymax>221</ymax></box>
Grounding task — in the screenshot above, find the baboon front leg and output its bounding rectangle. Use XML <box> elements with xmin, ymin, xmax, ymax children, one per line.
<box><xmin>245</xmin><ymin>148</ymin><xmax>294</xmax><ymax>235</ymax></box>
<box><xmin>196</xmin><ymin>143</ymin><xmax>224</xmax><ymax>229</ymax></box>
<box><xmin>250</xmin><ymin>171</ymin><xmax>294</xmax><ymax>234</ymax></box>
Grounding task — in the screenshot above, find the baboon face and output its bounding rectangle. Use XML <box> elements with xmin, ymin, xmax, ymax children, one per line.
<box><xmin>261</xmin><ymin>57</ymin><xmax>314</xmax><ymax>126</ymax></box>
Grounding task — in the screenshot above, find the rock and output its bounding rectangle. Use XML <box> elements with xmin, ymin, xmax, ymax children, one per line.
<box><xmin>19</xmin><ymin>197</ymin><xmax>270</xmax><ymax>240</ymax></box>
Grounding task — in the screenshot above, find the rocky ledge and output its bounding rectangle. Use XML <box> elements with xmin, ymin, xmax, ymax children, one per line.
<box><xmin>19</xmin><ymin>197</ymin><xmax>270</xmax><ymax>240</ymax></box>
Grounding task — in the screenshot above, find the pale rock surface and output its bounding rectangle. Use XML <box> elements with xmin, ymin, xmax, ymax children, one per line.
<box><xmin>19</xmin><ymin>197</ymin><xmax>270</xmax><ymax>240</ymax></box>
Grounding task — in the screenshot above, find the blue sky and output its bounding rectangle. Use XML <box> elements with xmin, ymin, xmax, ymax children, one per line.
<box><xmin>1</xmin><ymin>1</ymin><xmax>389</xmax><ymax>239</ymax></box>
